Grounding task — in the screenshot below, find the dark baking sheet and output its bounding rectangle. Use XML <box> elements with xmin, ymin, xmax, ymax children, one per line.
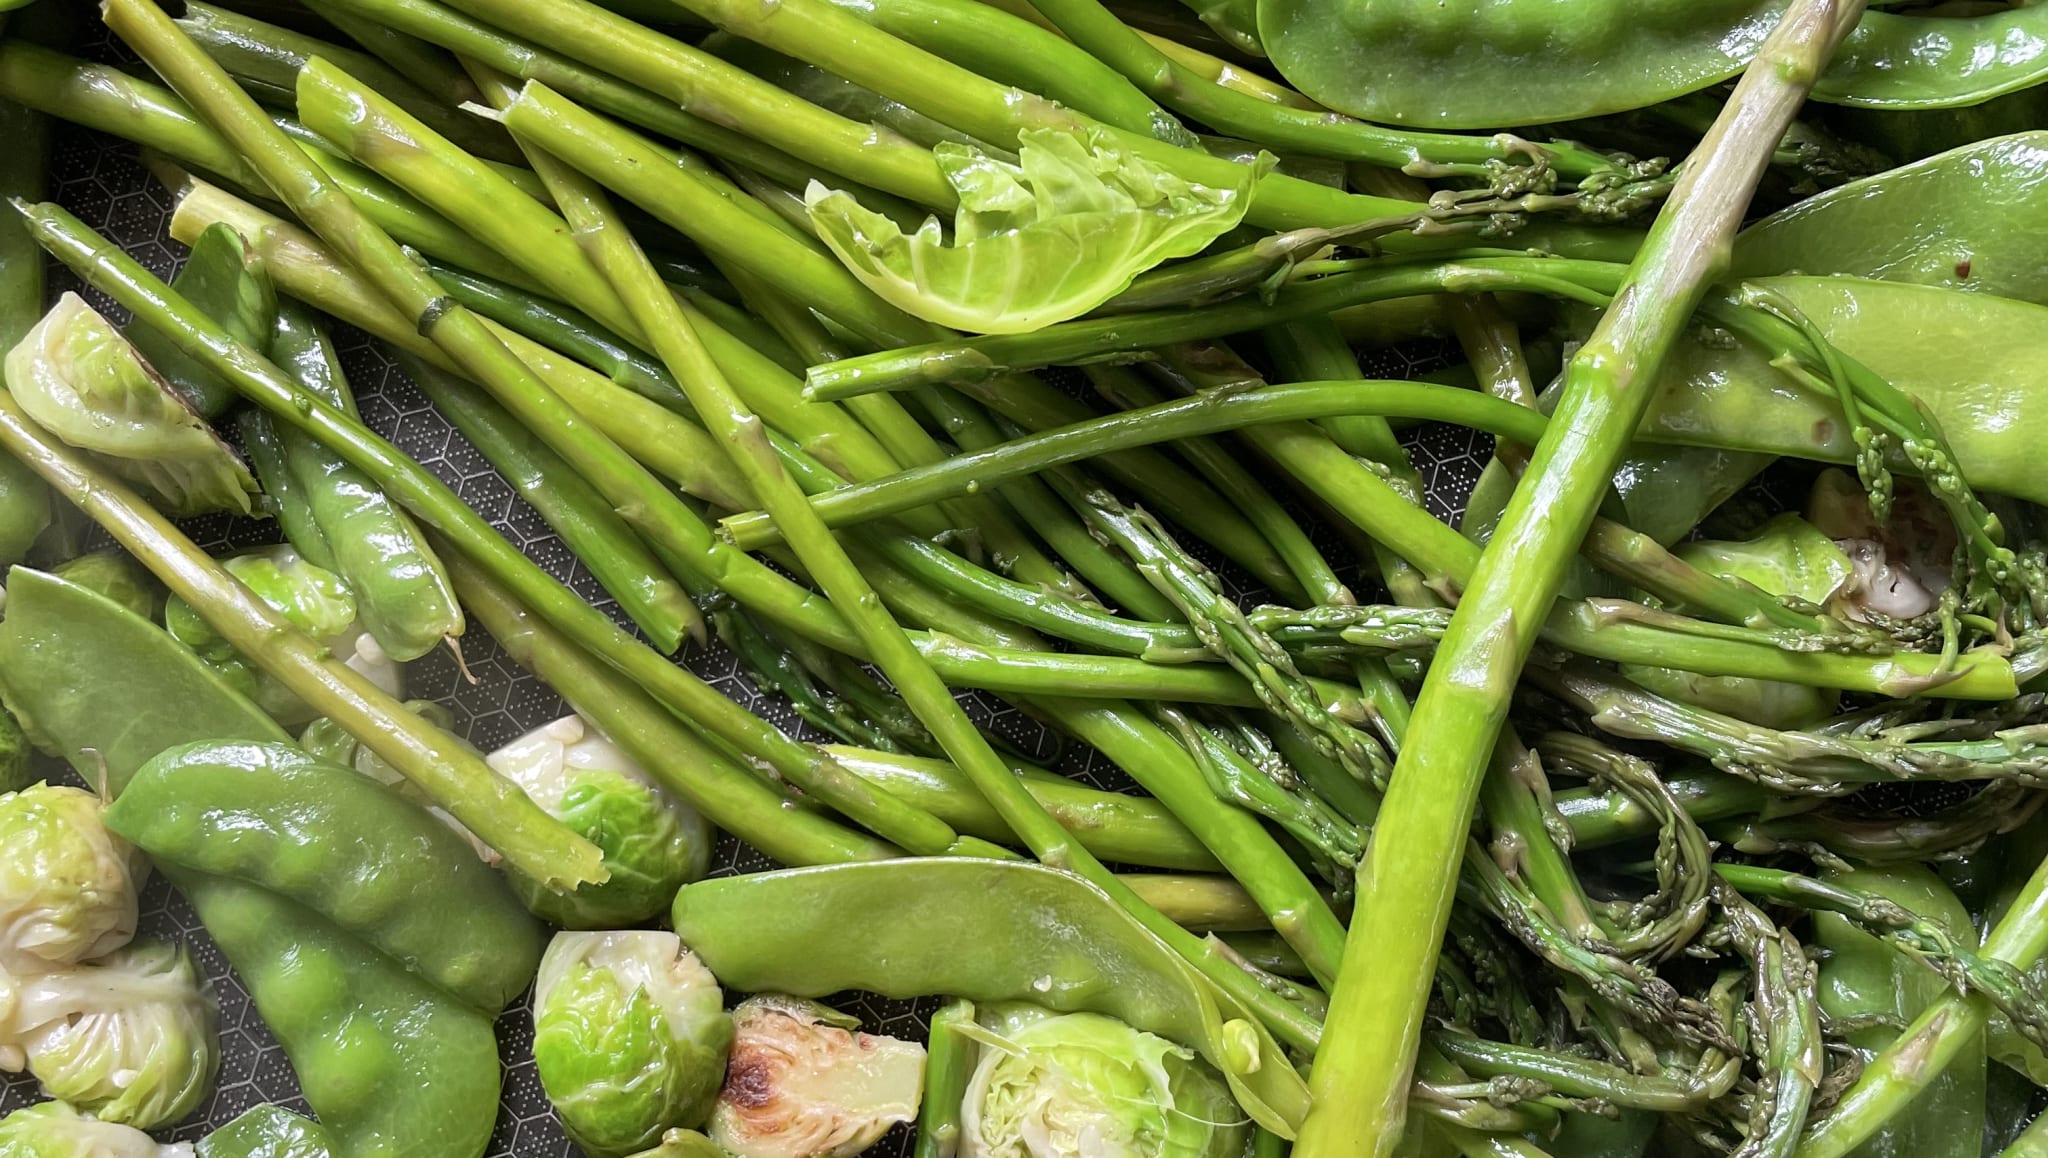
<box><xmin>0</xmin><ymin>111</ymin><xmax>1494</xmax><ymax>1156</ymax></box>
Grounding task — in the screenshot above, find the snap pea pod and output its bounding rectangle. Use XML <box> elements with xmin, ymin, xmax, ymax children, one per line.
<box><xmin>914</xmin><ymin>999</ymin><xmax>978</xmax><ymax>1158</ymax></box>
<box><xmin>0</xmin><ymin>87</ymin><xmax>48</xmax><ymax>565</ymax></box>
<box><xmin>268</xmin><ymin>299</ymin><xmax>466</xmax><ymax>662</ymax></box>
<box><xmin>105</xmin><ymin>738</ymin><xmax>546</xmax><ymax>1014</ymax></box>
<box><xmin>175</xmin><ymin>869</ymin><xmax>501</xmax><ymax>1158</ymax></box>
<box><xmin>126</xmin><ymin>223</ymin><xmax>276</xmax><ymax>421</ymax></box>
<box><xmin>0</xmin><ymin>375</ymin><xmax>605</xmax><ymax>889</ymax></box>
<box><xmin>240</xmin><ymin>409</ymin><xmax>335</xmax><ymax>571</ymax></box>
<box><xmin>405</xmin><ymin>354</ymin><xmax>700</xmax><ymax>654</ymax></box>
<box><xmin>671</xmin><ymin>858</ymin><xmax>1313</xmax><ymax>1135</ymax></box>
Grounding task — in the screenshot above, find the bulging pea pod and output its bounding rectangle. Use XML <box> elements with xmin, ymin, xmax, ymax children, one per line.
<box><xmin>1813</xmin><ymin>863</ymin><xmax>1986</xmax><ymax>1158</ymax></box>
<box><xmin>3</xmin><ymin>292</ymin><xmax>258</xmax><ymax>516</ymax></box>
<box><xmin>171</xmin><ymin>868</ymin><xmax>500</xmax><ymax>1158</ymax></box>
<box><xmin>103</xmin><ymin>738</ymin><xmax>545</xmax><ymax>1014</ymax></box>
<box><xmin>671</xmin><ymin>859</ymin><xmax>1309</xmax><ymax>1137</ymax></box>
<box><xmin>195</xmin><ymin>1105</ymin><xmax>333</xmax><ymax>1158</ymax></box>
<box><xmin>125</xmin><ymin>221</ymin><xmax>276</xmax><ymax>418</ymax></box>
<box><xmin>266</xmin><ymin>298</ymin><xmax>463</xmax><ymax>662</ymax></box>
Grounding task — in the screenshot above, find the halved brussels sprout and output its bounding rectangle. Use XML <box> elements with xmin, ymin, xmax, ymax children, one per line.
<box><xmin>3</xmin><ymin>293</ymin><xmax>257</xmax><ymax>517</ymax></box>
<box><xmin>534</xmin><ymin>931</ymin><xmax>733</xmax><ymax>1158</ymax></box>
<box><xmin>49</xmin><ymin>552</ymin><xmax>159</xmax><ymax>622</ymax></box>
<box><xmin>0</xmin><ymin>1101</ymin><xmax>194</xmax><ymax>1157</ymax></box>
<box><xmin>0</xmin><ymin>782</ymin><xmax>146</xmax><ymax>973</ymax></box>
<box><xmin>0</xmin><ymin>939</ymin><xmax>219</xmax><ymax>1129</ymax></box>
<box><xmin>488</xmin><ymin>715</ymin><xmax>712</xmax><ymax>927</ymax></box>
<box><xmin>959</xmin><ymin>1005</ymin><xmax>1247</xmax><ymax>1158</ymax></box>
<box><xmin>711</xmin><ymin>996</ymin><xmax>926</xmax><ymax>1158</ymax></box>
<box><xmin>164</xmin><ymin>545</ymin><xmax>402</xmax><ymax>726</ymax></box>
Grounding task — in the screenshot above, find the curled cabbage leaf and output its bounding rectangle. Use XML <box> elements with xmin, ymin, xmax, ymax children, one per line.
<box><xmin>0</xmin><ymin>1101</ymin><xmax>194</xmax><ymax>1157</ymax></box>
<box><xmin>0</xmin><ymin>782</ymin><xmax>146</xmax><ymax>973</ymax></box>
<box><xmin>165</xmin><ymin>546</ymin><xmax>401</xmax><ymax>726</ymax></box>
<box><xmin>0</xmin><ymin>939</ymin><xmax>220</xmax><ymax>1129</ymax></box>
<box><xmin>711</xmin><ymin>995</ymin><xmax>925</xmax><ymax>1158</ymax></box>
<box><xmin>3</xmin><ymin>293</ymin><xmax>257</xmax><ymax>516</ymax></box>
<box><xmin>807</xmin><ymin>128</ymin><xmax>1262</xmax><ymax>334</ymax></box>
<box><xmin>534</xmin><ymin>931</ymin><xmax>733</xmax><ymax>1158</ymax></box>
<box><xmin>488</xmin><ymin>715</ymin><xmax>711</xmax><ymax>927</ymax></box>
<box><xmin>961</xmin><ymin>1005</ymin><xmax>1247</xmax><ymax>1158</ymax></box>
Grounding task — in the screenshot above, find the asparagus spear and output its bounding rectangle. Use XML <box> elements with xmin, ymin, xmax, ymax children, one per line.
<box><xmin>1295</xmin><ymin>3</ymin><xmax>1867</xmax><ymax>1151</ymax></box>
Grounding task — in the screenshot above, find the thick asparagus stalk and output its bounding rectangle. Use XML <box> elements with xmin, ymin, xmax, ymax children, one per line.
<box><xmin>1294</xmin><ymin>2</ymin><xmax>1866</xmax><ymax>1152</ymax></box>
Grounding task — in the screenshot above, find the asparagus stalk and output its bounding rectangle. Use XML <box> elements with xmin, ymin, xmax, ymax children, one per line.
<box><xmin>1719</xmin><ymin>882</ymin><xmax>1825</xmax><ymax>1158</ymax></box>
<box><xmin>0</xmin><ymin>376</ymin><xmax>605</xmax><ymax>889</ymax></box>
<box><xmin>1295</xmin><ymin>2</ymin><xmax>1866</xmax><ymax>1151</ymax></box>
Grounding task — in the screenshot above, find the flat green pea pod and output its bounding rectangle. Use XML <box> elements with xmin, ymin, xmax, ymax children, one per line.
<box><xmin>808</xmin><ymin>127</ymin><xmax>1262</xmax><ymax>334</ymax></box>
<box><xmin>1640</xmin><ymin>275</ymin><xmax>2048</xmax><ymax>508</ymax></box>
<box><xmin>174</xmin><ymin>869</ymin><xmax>500</xmax><ymax>1158</ymax></box>
<box><xmin>1814</xmin><ymin>864</ymin><xmax>1986</xmax><ymax>1158</ymax></box>
<box><xmin>104</xmin><ymin>738</ymin><xmax>544</xmax><ymax>1014</ymax></box>
<box><xmin>0</xmin><ymin>1101</ymin><xmax>194</xmax><ymax>1156</ymax></box>
<box><xmin>266</xmin><ymin>298</ymin><xmax>462</xmax><ymax>662</ymax></box>
<box><xmin>3</xmin><ymin>292</ymin><xmax>258</xmax><ymax>516</ymax></box>
<box><xmin>163</xmin><ymin>545</ymin><xmax>403</xmax><ymax>726</ymax></box>
<box><xmin>1730</xmin><ymin>132</ymin><xmax>2048</xmax><ymax>303</ymax></box>
<box><xmin>488</xmin><ymin>714</ymin><xmax>714</xmax><ymax>928</ymax></box>
<box><xmin>196</xmin><ymin>1105</ymin><xmax>334</xmax><ymax>1158</ymax></box>
<box><xmin>51</xmin><ymin>549</ymin><xmax>159</xmax><ymax>620</ymax></box>
<box><xmin>1259</xmin><ymin>3</ymin><xmax>2048</xmax><ymax>129</ymax></box>
<box><xmin>672</xmin><ymin>859</ymin><xmax>1310</xmax><ymax>1137</ymax></box>
<box><xmin>125</xmin><ymin>221</ymin><xmax>276</xmax><ymax>418</ymax></box>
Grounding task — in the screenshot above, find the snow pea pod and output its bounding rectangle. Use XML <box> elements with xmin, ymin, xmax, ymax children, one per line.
<box><xmin>1813</xmin><ymin>864</ymin><xmax>1986</xmax><ymax>1158</ymax></box>
<box><xmin>1639</xmin><ymin>276</ymin><xmax>2048</xmax><ymax>507</ymax></box>
<box><xmin>1730</xmin><ymin>131</ymin><xmax>2048</xmax><ymax>303</ymax></box>
<box><xmin>105</xmin><ymin>738</ymin><xmax>545</xmax><ymax>1013</ymax></box>
<box><xmin>671</xmin><ymin>858</ymin><xmax>1311</xmax><ymax>1136</ymax></box>
<box><xmin>1261</xmin><ymin>3</ymin><xmax>2048</xmax><ymax>129</ymax></box>
<box><xmin>176</xmin><ymin>869</ymin><xmax>501</xmax><ymax>1158</ymax></box>
<box><xmin>269</xmin><ymin>298</ymin><xmax>464</xmax><ymax>662</ymax></box>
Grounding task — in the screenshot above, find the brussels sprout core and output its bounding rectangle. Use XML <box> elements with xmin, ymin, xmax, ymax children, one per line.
<box><xmin>712</xmin><ymin>996</ymin><xmax>927</xmax><ymax>1158</ymax></box>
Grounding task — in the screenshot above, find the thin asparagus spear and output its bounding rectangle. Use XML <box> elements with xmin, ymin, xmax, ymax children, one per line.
<box><xmin>1720</xmin><ymin>882</ymin><xmax>1824</xmax><ymax>1158</ymax></box>
<box><xmin>403</xmin><ymin>355</ymin><xmax>701</xmax><ymax>652</ymax></box>
<box><xmin>1430</xmin><ymin>1034</ymin><xmax>1738</xmax><ymax>1112</ymax></box>
<box><xmin>1720</xmin><ymin>780</ymin><xmax>2045</xmax><ymax>865</ymax></box>
<box><xmin>1296</xmin><ymin>1</ymin><xmax>1867</xmax><ymax>1152</ymax></box>
<box><xmin>302</xmin><ymin>0</ymin><xmax>482</xmax><ymax>107</ymax></box>
<box><xmin>0</xmin><ymin>379</ymin><xmax>604</xmax><ymax>888</ymax></box>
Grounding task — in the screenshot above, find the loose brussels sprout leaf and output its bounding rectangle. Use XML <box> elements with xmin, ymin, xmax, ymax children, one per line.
<box><xmin>807</xmin><ymin>128</ymin><xmax>1261</xmax><ymax>334</ymax></box>
<box><xmin>0</xmin><ymin>1101</ymin><xmax>194</xmax><ymax>1157</ymax></box>
<box><xmin>711</xmin><ymin>995</ymin><xmax>925</xmax><ymax>1158</ymax></box>
<box><xmin>4</xmin><ymin>293</ymin><xmax>257</xmax><ymax>516</ymax></box>
<box><xmin>0</xmin><ymin>939</ymin><xmax>220</xmax><ymax>1129</ymax></box>
<box><xmin>164</xmin><ymin>546</ymin><xmax>400</xmax><ymax>726</ymax></box>
<box><xmin>534</xmin><ymin>931</ymin><xmax>734</xmax><ymax>1158</ymax></box>
<box><xmin>0</xmin><ymin>782</ymin><xmax>146</xmax><ymax>972</ymax></box>
<box><xmin>50</xmin><ymin>551</ymin><xmax>160</xmax><ymax>621</ymax></box>
<box><xmin>961</xmin><ymin>1005</ymin><xmax>1247</xmax><ymax>1158</ymax></box>
<box><xmin>489</xmin><ymin>715</ymin><xmax>712</xmax><ymax>928</ymax></box>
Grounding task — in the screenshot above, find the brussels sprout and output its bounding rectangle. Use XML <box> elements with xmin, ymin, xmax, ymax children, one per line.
<box><xmin>50</xmin><ymin>551</ymin><xmax>160</xmax><ymax>621</ymax></box>
<box><xmin>0</xmin><ymin>1101</ymin><xmax>194</xmax><ymax>1157</ymax></box>
<box><xmin>534</xmin><ymin>931</ymin><xmax>733</xmax><ymax>1158</ymax></box>
<box><xmin>0</xmin><ymin>939</ymin><xmax>219</xmax><ymax>1129</ymax></box>
<box><xmin>959</xmin><ymin>1006</ymin><xmax>1246</xmax><ymax>1158</ymax></box>
<box><xmin>165</xmin><ymin>546</ymin><xmax>402</xmax><ymax>726</ymax></box>
<box><xmin>711</xmin><ymin>996</ymin><xmax>926</xmax><ymax>1158</ymax></box>
<box><xmin>488</xmin><ymin>715</ymin><xmax>712</xmax><ymax>927</ymax></box>
<box><xmin>0</xmin><ymin>782</ymin><xmax>146</xmax><ymax>972</ymax></box>
<box><xmin>3</xmin><ymin>293</ymin><xmax>257</xmax><ymax>517</ymax></box>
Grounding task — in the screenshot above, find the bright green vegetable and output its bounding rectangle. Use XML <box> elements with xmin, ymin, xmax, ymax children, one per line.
<box><xmin>0</xmin><ymin>1102</ymin><xmax>191</xmax><ymax>1157</ymax></box>
<box><xmin>0</xmin><ymin>781</ymin><xmax>145</xmax><ymax>972</ymax></box>
<box><xmin>486</xmin><ymin>715</ymin><xmax>713</xmax><ymax>928</ymax></box>
<box><xmin>710</xmin><ymin>995</ymin><xmax>927</xmax><ymax>1158</ymax></box>
<box><xmin>0</xmin><ymin>939</ymin><xmax>219</xmax><ymax>1130</ymax></box>
<box><xmin>534</xmin><ymin>931</ymin><xmax>735</xmax><ymax>1157</ymax></box>
<box><xmin>917</xmin><ymin>999</ymin><xmax>979</xmax><ymax>1158</ymax></box>
<box><xmin>4</xmin><ymin>292</ymin><xmax>257</xmax><ymax>516</ymax></box>
<box><xmin>808</xmin><ymin>127</ymin><xmax>1260</xmax><ymax>333</ymax></box>
<box><xmin>195</xmin><ymin>1106</ymin><xmax>334</xmax><ymax>1158</ymax></box>
<box><xmin>960</xmin><ymin>1004</ymin><xmax>1248</xmax><ymax>1158</ymax></box>
<box><xmin>50</xmin><ymin>550</ymin><xmax>158</xmax><ymax>620</ymax></box>
<box><xmin>0</xmin><ymin>83</ymin><xmax>51</xmax><ymax>567</ymax></box>
<box><xmin>124</xmin><ymin>221</ymin><xmax>275</xmax><ymax>417</ymax></box>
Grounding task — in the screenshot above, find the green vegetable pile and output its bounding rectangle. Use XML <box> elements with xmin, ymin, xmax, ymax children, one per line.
<box><xmin>6</xmin><ymin>0</ymin><xmax>2048</xmax><ymax>1154</ymax></box>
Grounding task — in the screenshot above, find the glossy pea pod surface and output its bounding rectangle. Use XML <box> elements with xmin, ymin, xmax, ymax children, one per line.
<box><xmin>1260</xmin><ymin>1</ymin><xmax>2048</xmax><ymax>127</ymax></box>
<box><xmin>104</xmin><ymin>738</ymin><xmax>544</xmax><ymax>1014</ymax></box>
